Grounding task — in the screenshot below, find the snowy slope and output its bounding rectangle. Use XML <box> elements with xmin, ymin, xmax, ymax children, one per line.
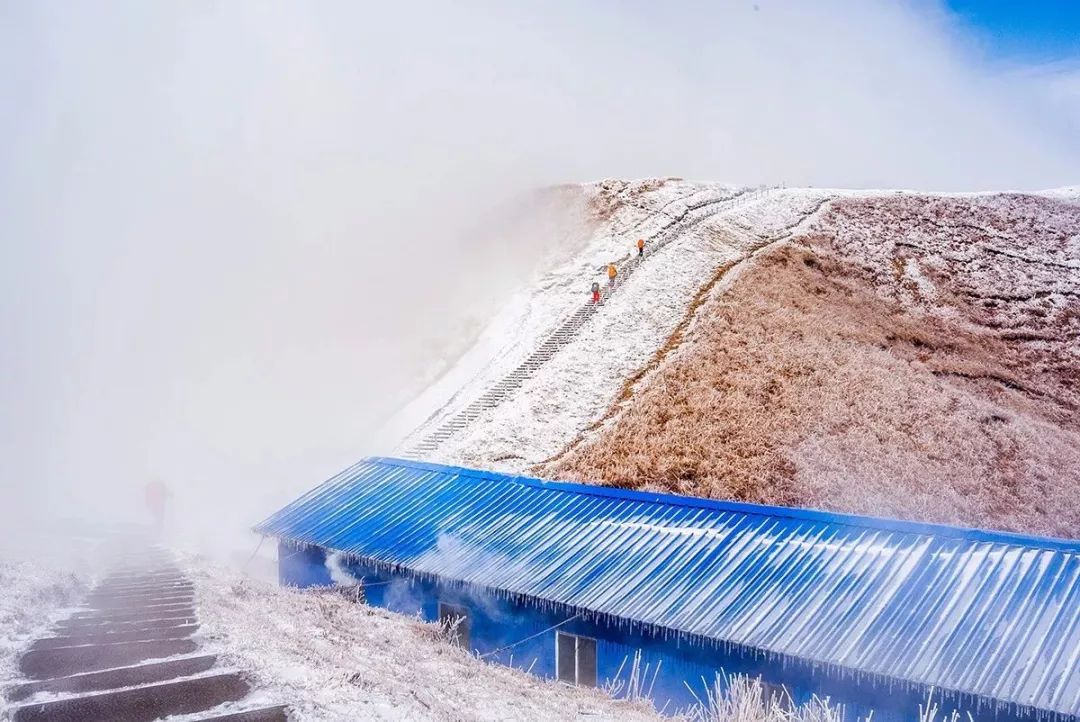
<box><xmin>390</xmin><ymin>180</ymin><xmax>1080</xmax><ymax>479</ymax></box>
<box><xmin>1039</xmin><ymin>186</ymin><xmax>1080</xmax><ymax>202</ymax></box>
<box><xmin>393</xmin><ymin>181</ymin><xmax>839</xmax><ymax>472</ymax></box>
<box><xmin>389</xmin><ymin>181</ymin><xmax>741</xmax><ymax>449</ymax></box>
<box><xmin>189</xmin><ymin>556</ymin><xmax>663</xmax><ymax>722</ymax></box>
<box><xmin>0</xmin><ymin>561</ymin><xmax>90</xmax><ymax>692</ymax></box>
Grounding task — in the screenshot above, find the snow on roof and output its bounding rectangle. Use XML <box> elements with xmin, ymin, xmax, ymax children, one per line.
<box><xmin>256</xmin><ymin>457</ymin><xmax>1080</xmax><ymax>717</ymax></box>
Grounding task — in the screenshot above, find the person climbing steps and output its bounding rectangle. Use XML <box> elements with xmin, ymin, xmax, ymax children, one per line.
<box><xmin>637</xmin><ymin>238</ymin><xmax>645</xmax><ymax>258</ymax></box>
<box><xmin>591</xmin><ymin>281</ymin><xmax>601</xmax><ymax>304</ymax></box>
<box><xmin>607</xmin><ymin>263</ymin><xmax>617</xmax><ymax>286</ymax></box>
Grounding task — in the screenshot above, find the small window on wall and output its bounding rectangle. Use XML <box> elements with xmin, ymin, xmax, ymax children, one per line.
<box><xmin>438</xmin><ymin>602</ymin><xmax>470</xmax><ymax>649</ymax></box>
<box><xmin>556</xmin><ymin>631</ymin><xmax>597</xmax><ymax>687</ymax></box>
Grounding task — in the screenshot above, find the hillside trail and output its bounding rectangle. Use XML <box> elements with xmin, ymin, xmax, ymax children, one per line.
<box><xmin>4</xmin><ymin>546</ymin><xmax>286</xmax><ymax>722</ymax></box>
<box><xmin>402</xmin><ymin>186</ymin><xmax>823</xmax><ymax>461</ymax></box>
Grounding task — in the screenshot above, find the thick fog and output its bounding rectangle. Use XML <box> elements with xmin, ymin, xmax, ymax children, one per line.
<box><xmin>1</xmin><ymin>1</ymin><xmax>1077</xmax><ymax>556</ymax></box>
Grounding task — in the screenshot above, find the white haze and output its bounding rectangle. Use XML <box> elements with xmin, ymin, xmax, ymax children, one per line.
<box><xmin>1</xmin><ymin>0</ymin><xmax>1077</xmax><ymax>557</ymax></box>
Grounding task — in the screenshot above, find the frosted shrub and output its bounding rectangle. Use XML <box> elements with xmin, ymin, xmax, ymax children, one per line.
<box><xmin>685</xmin><ymin>674</ymin><xmax>843</xmax><ymax>722</ymax></box>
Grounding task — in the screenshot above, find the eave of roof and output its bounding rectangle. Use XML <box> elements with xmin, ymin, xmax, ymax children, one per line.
<box><xmin>358</xmin><ymin>457</ymin><xmax>1080</xmax><ymax>554</ymax></box>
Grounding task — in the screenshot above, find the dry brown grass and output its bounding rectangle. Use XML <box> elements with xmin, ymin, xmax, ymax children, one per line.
<box><xmin>587</xmin><ymin>178</ymin><xmax>676</xmax><ymax>222</ymax></box>
<box><xmin>543</xmin><ymin>195</ymin><xmax>1080</xmax><ymax>538</ymax></box>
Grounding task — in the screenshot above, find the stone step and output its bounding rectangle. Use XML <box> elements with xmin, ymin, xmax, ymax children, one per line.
<box><xmin>96</xmin><ymin>578</ymin><xmax>192</xmax><ymax>591</ymax></box>
<box><xmin>56</xmin><ymin>615</ymin><xmax>197</xmax><ymax>634</ymax></box>
<box><xmin>100</xmin><ymin>570</ymin><xmax>185</xmax><ymax>583</ymax></box>
<box><xmin>5</xmin><ymin>655</ymin><xmax>219</xmax><ymax>703</ymax></box>
<box><xmin>86</xmin><ymin>585</ymin><xmax>195</xmax><ymax>602</ymax></box>
<box><xmin>11</xmin><ymin>672</ymin><xmax>250</xmax><ymax>722</ymax></box>
<box><xmin>69</xmin><ymin>605</ymin><xmax>195</xmax><ymax>623</ymax></box>
<box><xmin>96</xmin><ymin>576</ymin><xmax>187</xmax><ymax>590</ymax></box>
<box><xmin>194</xmin><ymin>705</ymin><xmax>290</xmax><ymax>722</ymax></box>
<box><xmin>84</xmin><ymin>593</ymin><xmax>194</xmax><ymax>610</ymax></box>
<box><xmin>19</xmin><ymin>638</ymin><xmax>200</xmax><ymax>679</ymax></box>
<box><xmin>31</xmin><ymin>624</ymin><xmax>198</xmax><ymax>650</ymax></box>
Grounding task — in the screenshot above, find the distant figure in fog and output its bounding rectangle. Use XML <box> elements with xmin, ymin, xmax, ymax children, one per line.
<box><xmin>144</xmin><ymin>480</ymin><xmax>170</xmax><ymax>532</ymax></box>
<box><xmin>591</xmin><ymin>281</ymin><xmax>601</xmax><ymax>304</ymax></box>
<box><xmin>607</xmin><ymin>264</ymin><xmax>617</xmax><ymax>286</ymax></box>
<box><xmin>637</xmin><ymin>238</ymin><xmax>645</xmax><ymax>258</ymax></box>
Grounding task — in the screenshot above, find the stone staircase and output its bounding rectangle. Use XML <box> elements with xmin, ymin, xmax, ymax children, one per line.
<box><xmin>4</xmin><ymin>549</ymin><xmax>288</xmax><ymax>722</ymax></box>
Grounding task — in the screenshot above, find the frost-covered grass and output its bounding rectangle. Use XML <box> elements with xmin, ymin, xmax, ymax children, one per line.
<box><xmin>687</xmin><ymin>676</ymin><xmax>843</xmax><ymax>722</ymax></box>
<box><xmin>0</xmin><ymin>559</ymin><xmax>90</xmax><ymax>689</ymax></box>
<box><xmin>547</xmin><ymin>193</ymin><xmax>1080</xmax><ymax>537</ymax></box>
<box><xmin>188</xmin><ymin>555</ymin><xmax>664</xmax><ymax>721</ymax></box>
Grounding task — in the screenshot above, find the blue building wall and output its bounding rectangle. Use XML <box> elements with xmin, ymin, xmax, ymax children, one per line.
<box><xmin>278</xmin><ymin>541</ymin><xmax>1053</xmax><ymax>722</ymax></box>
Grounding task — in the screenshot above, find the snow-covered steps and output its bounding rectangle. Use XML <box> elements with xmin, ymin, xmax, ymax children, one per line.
<box><xmin>19</xmin><ymin>639</ymin><xmax>201</xmax><ymax>679</ymax></box>
<box><xmin>29</xmin><ymin>625</ymin><xmax>199</xmax><ymax>649</ymax></box>
<box><xmin>12</xmin><ymin>674</ymin><xmax>251</xmax><ymax>721</ymax></box>
<box><xmin>5</xmin><ymin>655</ymin><xmax>219</xmax><ymax>702</ymax></box>
<box><xmin>4</xmin><ymin>549</ymin><xmax>289</xmax><ymax>722</ymax></box>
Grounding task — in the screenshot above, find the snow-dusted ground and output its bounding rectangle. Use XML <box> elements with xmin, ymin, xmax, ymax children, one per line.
<box><xmin>389</xmin><ymin>181</ymin><xmax>740</xmax><ymax>451</ymax></box>
<box><xmin>187</xmin><ymin>555</ymin><xmax>663</xmax><ymax>721</ymax></box>
<box><xmin>0</xmin><ymin>543</ymin><xmax>95</xmax><ymax>692</ymax></box>
<box><xmin>1039</xmin><ymin>186</ymin><xmax>1080</xmax><ymax>202</ymax></box>
<box><xmin>395</xmin><ymin>181</ymin><xmax>840</xmax><ymax>472</ymax></box>
<box><xmin>0</xmin><ymin>563</ymin><xmax>88</xmax><ymax>691</ymax></box>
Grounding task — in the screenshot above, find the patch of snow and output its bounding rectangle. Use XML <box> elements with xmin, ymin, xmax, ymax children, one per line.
<box><xmin>903</xmin><ymin>257</ymin><xmax>938</xmax><ymax>300</ymax></box>
<box><xmin>186</xmin><ymin>555</ymin><xmax>662</xmax><ymax>721</ymax></box>
<box><xmin>0</xmin><ymin>560</ymin><xmax>91</xmax><ymax>690</ymax></box>
<box><xmin>1038</xmin><ymin>186</ymin><xmax>1080</xmax><ymax>203</ymax></box>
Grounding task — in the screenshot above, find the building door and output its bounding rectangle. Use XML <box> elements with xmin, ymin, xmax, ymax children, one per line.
<box><xmin>556</xmin><ymin>631</ymin><xmax>597</xmax><ymax>687</ymax></box>
<box><xmin>438</xmin><ymin>602</ymin><xmax>470</xmax><ymax>649</ymax></box>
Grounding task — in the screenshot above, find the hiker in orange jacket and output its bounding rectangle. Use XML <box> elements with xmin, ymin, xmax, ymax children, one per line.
<box><xmin>607</xmin><ymin>264</ymin><xmax>617</xmax><ymax>286</ymax></box>
<box><xmin>637</xmin><ymin>238</ymin><xmax>645</xmax><ymax>258</ymax></box>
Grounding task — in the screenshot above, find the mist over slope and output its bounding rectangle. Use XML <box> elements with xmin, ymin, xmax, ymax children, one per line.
<box><xmin>2</xmin><ymin>1</ymin><xmax>1080</xmax><ymax>549</ymax></box>
<box><xmin>396</xmin><ymin>180</ymin><xmax>830</xmax><ymax>470</ymax></box>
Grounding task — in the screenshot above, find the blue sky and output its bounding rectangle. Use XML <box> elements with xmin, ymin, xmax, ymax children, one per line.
<box><xmin>946</xmin><ymin>0</ymin><xmax>1080</xmax><ymax>63</ymax></box>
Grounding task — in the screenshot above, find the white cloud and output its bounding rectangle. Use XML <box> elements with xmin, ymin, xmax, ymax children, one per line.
<box><xmin>0</xmin><ymin>0</ymin><xmax>1077</xmax><ymax>551</ymax></box>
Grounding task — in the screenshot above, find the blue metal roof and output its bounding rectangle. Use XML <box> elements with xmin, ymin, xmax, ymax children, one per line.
<box><xmin>256</xmin><ymin>457</ymin><xmax>1080</xmax><ymax>717</ymax></box>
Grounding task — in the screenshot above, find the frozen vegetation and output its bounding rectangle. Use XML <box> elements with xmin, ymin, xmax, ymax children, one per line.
<box><xmin>548</xmin><ymin>189</ymin><xmax>1080</xmax><ymax>537</ymax></box>
<box><xmin>0</xmin><ymin>557</ymin><xmax>91</xmax><ymax>692</ymax></box>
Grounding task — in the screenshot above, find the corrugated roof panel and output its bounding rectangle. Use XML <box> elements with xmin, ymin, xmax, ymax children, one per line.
<box><xmin>255</xmin><ymin>457</ymin><xmax>1080</xmax><ymax>717</ymax></box>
